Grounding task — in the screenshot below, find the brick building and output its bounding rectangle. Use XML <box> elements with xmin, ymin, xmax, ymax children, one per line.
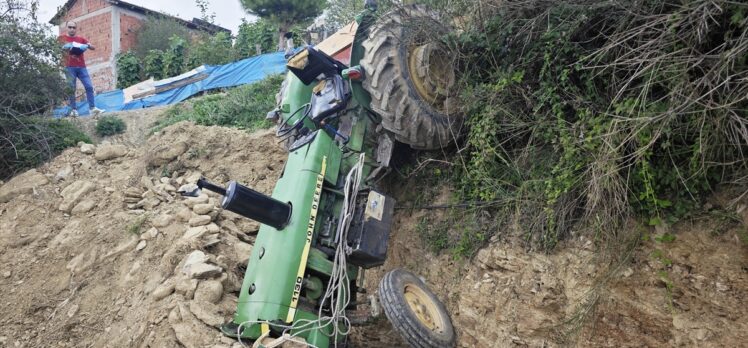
<box><xmin>50</xmin><ymin>0</ymin><xmax>230</xmax><ymax>92</ymax></box>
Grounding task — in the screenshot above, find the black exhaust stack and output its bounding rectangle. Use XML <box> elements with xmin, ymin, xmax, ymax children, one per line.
<box><xmin>194</xmin><ymin>178</ymin><xmax>291</xmax><ymax>230</ymax></box>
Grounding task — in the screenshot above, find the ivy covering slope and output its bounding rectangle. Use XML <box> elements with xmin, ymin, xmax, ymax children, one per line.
<box><xmin>413</xmin><ymin>0</ymin><xmax>748</xmax><ymax>253</ymax></box>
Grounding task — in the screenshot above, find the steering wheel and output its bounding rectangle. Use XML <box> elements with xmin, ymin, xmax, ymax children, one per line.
<box><xmin>276</xmin><ymin>103</ymin><xmax>311</xmax><ymax>138</ymax></box>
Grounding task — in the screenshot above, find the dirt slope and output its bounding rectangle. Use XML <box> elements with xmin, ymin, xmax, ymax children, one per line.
<box><xmin>0</xmin><ymin>109</ymin><xmax>746</xmax><ymax>348</ymax></box>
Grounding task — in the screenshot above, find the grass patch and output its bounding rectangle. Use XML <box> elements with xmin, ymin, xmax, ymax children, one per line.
<box><xmin>95</xmin><ymin>115</ymin><xmax>127</xmax><ymax>137</ymax></box>
<box><xmin>151</xmin><ymin>74</ymin><xmax>284</xmax><ymax>133</ymax></box>
<box><xmin>127</xmin><ymin>214</ymin><xmax>149</xmax><ymax>235</ymax></box>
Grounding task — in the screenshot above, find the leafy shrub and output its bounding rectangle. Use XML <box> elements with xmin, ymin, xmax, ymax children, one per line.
<box><xmin>116</xmin><ymin>51</ymin><xmax>141</xmax><ymax>88</ymax></box>
<box><xmin>1</xmin><ymin>118</ymin><xmax>91</xmax><ymax>179</ymax></box>
<box><xmin>0</xmin><ymin>1</ymin><xmax>83</xmax><ymax>180</ymax></box>
<box><xmin>143</xmin><ymin>49</ymin><xmax>165</xmax><ymax>80</ymax></box>
<box><xmin>133</xmin><ymin>16</ymin><xmax>191</xmax><ymax>59</ymax></box>
<box><xmin>96</xmin><ymin>116</ymin><xmax>127</xmax><ymax>137</ymax></box>
<box><xmin>152</xmin><ymin>74</ymin><xmax>284</xmax><ymax>132</ymax></box>
<box><xmin>234</xmin><ymin>18</ymin><xmax>277</xmax><ymax>57</ymax></box>
<box><xmin>450</xmin><ymin>0</ymin><xmax>748</xmax><ymax>251</ymax></box>
<box><xmin>162</xmin><ymin>36</ymin><xmax>187</xmax><ymax>78</ymax></box>
<box><xmin>190</xmin><ymin>31</ymin><xmax>233</xmax><ymax>66</ymax></box>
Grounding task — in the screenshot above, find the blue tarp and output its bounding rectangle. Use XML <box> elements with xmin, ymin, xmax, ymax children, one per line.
<box><xmin>56</xmin><ymin>52</ymin><xmax>287</xmax><ymax>117</ymax></box>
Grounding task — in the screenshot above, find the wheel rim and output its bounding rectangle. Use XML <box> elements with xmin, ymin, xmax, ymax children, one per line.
<box><xmin>403</xmin><ymin>284</ymin><xmax>446</xmax><ymax>333</ymax></box>
<box><xmin>407</xmin><ymin>42</ymin><xmax>454</xmax><ymax>113</ymax></box>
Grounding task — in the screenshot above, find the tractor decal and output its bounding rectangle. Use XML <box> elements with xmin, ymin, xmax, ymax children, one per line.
<box><xmin>287</xmin><ymin>156</ymin><xmax>327</xmax><ymax>322</ymax></box>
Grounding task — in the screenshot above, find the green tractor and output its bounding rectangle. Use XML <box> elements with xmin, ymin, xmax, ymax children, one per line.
<box><xmin>183</xmin><ymin>2</ymin><xmax>460</xmax><ymax>347</ymax></box>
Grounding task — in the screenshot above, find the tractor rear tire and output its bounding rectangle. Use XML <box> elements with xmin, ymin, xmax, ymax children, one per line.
<box><xmin>360</xmin><ymin>6</ymin><xmax>460</xmax><ymax>150</ymax></box>
<box><xmin>379</xmin><ymin>269</ymin><xmax>455</xmax><ymax>348</ymax></box>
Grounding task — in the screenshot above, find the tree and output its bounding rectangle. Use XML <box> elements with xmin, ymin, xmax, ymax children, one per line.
<box><xmin>325</xmin><ymin>0</ymin><xmax>362</xmax><ymax>30</ymax></box>
<box><xmin>239</xmin><ymin>0</ymin><xmax>326</xmax><ymax>51</ymax></box>
<box><xmin>0</xmin><ymin>0</ymin><xmax>89</xmax><ymax>179</ymax></box>
<box><xmin>133</xmin><ymin>16</ymin><xmax>191</xmax><ymax>59</ymax></box>
<box><xmin>234</xmin><ymin>18</ymin><xmax>277</xmax><ymax>57</ymax></box>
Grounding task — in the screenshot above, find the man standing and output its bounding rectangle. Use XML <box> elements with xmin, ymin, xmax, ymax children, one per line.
<box><xmin>59</xmin><ymin>21</ymin><xmax>105</xmax><ymax>117</ymax></box>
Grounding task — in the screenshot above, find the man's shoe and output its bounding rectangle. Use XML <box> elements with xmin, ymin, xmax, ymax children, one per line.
<box><xmin>90</xmin><ymin>107</ymin><xmax>105</xmax><ymax>116</ymax></box>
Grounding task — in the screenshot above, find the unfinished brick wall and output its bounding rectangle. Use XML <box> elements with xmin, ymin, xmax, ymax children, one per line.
<box><xmin>120</xmin><ymin>13</ymin><xmax>145</xmax><ymax>53</ymax></box>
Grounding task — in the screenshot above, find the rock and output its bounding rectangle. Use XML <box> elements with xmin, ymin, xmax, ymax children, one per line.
<box><xmin>124</xmin><ymin>187</ymin><xmax>143</xmax><ymax>198</ymax></box>
<box><xmin>183</xmin><ymin>226</ymin><xmax>209</xmax><ymax>241</ymax></box>
<box><xmin>123</xmin><ymin>197</ymin><xmax>141</xmax><ymax>204</ymax></box>
<box><xmin>233</xmin><ymin>242</ymin><xmax>253</xmax><ymax>266</ymax></box>
<box><xmin>0</xmin><ymin>169</ymin><xmax>49</xmax><ymax>203</ymax></box>
<box><xmin>189</xmin><ymin>301</ymin><xmax>224</xmax><ymax>327</ymax></box>
<box><xmin>71</xmin><ymin>199</ymin><xmax>96</xmax><ymax>215</ymax></box>
<box><xmin>176</xmin><ymin>207</ymin><xmax>193</xmax><ymax>222</ymax></box>
<box><xmin>193</xmin><ymin>203</ymin><xmax>213</xmax><ymax>215</ymax></box>
<box><xmin>55</xmin><ymin>165</ymin><xmax>74</xmax><ymax>182</ymax></box>
<box><xmin>140</xmin><ymin>197</ymin><xmax>161</xmax><ymax>210</ymax></box>
<box><xmin>94</xmin><ymin>144</ymin><xmax>128</xmax><ymax>161</ymax></box>
<box><xmin>3</xmin><ymin>271</ymin><xmax>11</xmax><ymax>278</ymax></box>
<box><xmin>140</xmin><ymin>176</ymin><xmax>155</xmax><ymax>191</ymax></box>
<box><xmin>189</xmin><ymin>215</ymin><xmax>212</xmax><ymax>227</ymax></box>
<box><xmin>175</xmin><ymin>278</ymin><xmax>199</xmax><ymax>299</ymax></box>
<box><xmin>160</xmin><ymin>177</ymin><xmax>171</xmax><ymax>184</ymax></box>
<box><xmin>622</xmin><ymin>268</ymin><xmax>634</xmax><ymax>278</ymax></box>
<box><xmin>171</xmin><ymin>303</ymin><xmax>214</xmax><ymax>348</ymax></box>
<box><xmin>136</xmin><ymin>240</ymin><xmax>147</xmax><ymax>251</ymax></box>
<box><xmin>59</xmin><ymin>180</ymin><xmax>96</xmax><ymax>213</ymax></box>
<box><xmin>715</xmin><ymin>282</ymin><xmax>729</xmax><ymax>292</ymax></box>
<box><xmin>188</xmin><ymin>263</ymin><xmax>223</xmax><ymax>279</ymax></box>
<box><xmin>80</xmin><ymin>143</ymin><xmax>96</xmax><ymax>154</ymax></box>
<box><xmin>163</xmin><ymin>184</ymin><xmax>177</xmax><ymax>193</ymax></box>
<box><xmin>202</xmin><ymin>234</ymin><xmax>221</xmax><ymax>248</ymax></box>
<box><xmin>152</xmin><ymin>214</ymin><xmax>173</xmax><ymax>228</ymax></box>
<box><xmin>194</xmin><ymin>280</ymin><xmax>223</xmax><ymax>304</ymax></box>
<box><xmin>183</xmin><ymin>251</ymin><xmax>209</xmax><ymax>270</ymax></box>
<box><xmin>185</xmin><ymin>171</ymin><xmax>203</xmax><ymax>184</ymax></box>
<box><xmin>141</xmin><ymin>227</ymin><xmax>159</xmax><ymax>241</ymax></box>
<box><xmin>66</xmin><ymin>304</ymin><xmax>79</xmax><ymax>318</ymax></box>
<box><xmin>206</xmin><ymin>223</ymin><xmax>220</xmax><ymax>234</ymax></box>
<box><xmin>104</xmin><ymin>186</ymin><xmax>116</xmax><ymax>193</ymax></box>
<box><xmin>152</xmin><ymin>282</ymin><xmax>175</xmax><ymax>301</ymax></box>
<box><xmin>149</xmin><ymin>141</ymin><xmax>188</xmax><ymax>166</ymax></box>
<box><xmin>184</xmin><ymin>195</ymin><xmax>209</xmax><ymax>208</ymax></box>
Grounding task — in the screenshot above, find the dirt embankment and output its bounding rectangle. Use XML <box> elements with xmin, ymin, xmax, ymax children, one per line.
<box><xmin>0</xmin><ymin>109</ymin><xmax>746</xmax><ymax>348</ymax></box>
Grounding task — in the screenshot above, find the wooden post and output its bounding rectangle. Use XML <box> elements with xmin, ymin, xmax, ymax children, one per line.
<box><xmin>256</xmin><ymin>44</ymin><xmax>262</xmax><ymax>56</ymax></box>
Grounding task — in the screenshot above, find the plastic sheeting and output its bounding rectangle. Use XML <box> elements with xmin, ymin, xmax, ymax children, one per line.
<box><xmin>56</xmin><ymin>52</ymin><xmax>287</xmax><ymax>117</ymax></box>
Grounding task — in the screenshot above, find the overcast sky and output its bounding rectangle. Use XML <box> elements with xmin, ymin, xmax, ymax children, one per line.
<box><xmin>38</xmin><ymin>0</ymin><xmax>252</xmax><ymax>35</ymax></box>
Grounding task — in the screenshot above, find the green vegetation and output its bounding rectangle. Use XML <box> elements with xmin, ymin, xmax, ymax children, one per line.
<box><xmin>152</xmin><ymin>74</ymin><xmax>284</xmax><ymax>133</ymax></box>
<box><xmin>127</xmin><ymin>214</ymin><xmax>149</xmax><ymax>235</ymax></box>
<box><xmin>0</xmin><ymin>1</ymin><xmax>89</xmax><ymax>179</ymax></box>
<box><xmin>95</xmin><ymin>116</ymin><xmax>127</xmax><ymax>137</ymax></box>
<box><xmin>239</xmin><ymin>0</ymin><xmax>326</xmax><ymax>51</ymax></box>
<box><xmin>424</xmin><ymin>0</ymin><xmax>748</xmax><ymax>252</ymax></box>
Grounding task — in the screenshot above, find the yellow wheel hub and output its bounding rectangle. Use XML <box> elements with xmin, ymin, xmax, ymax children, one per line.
<box><xmin>407</xmin><ymin>42</ymin><xmax>455</xmax><ymax>112</ymax></box>
<box><xmin>404</xmin><ymin>284</ymin><xmax>445</xmax><ymax>332</ymax></box>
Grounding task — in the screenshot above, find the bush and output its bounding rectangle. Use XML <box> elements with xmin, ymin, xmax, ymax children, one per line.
<box><xmin>96</xmin><ymin>116</ymin><xmax>127</xmax><ymax>137</ymax></box>
<box><xmin>449</xmin><ymin>0</ymin><xmax>748</xmax><ymax>251</ymax></box>
<box><xmin>1</xmin><ymin>117</ymin><xmax>91</xmax><ymax>179</ymax></box>
<box><xmin>0</xmin><ymin>1</ymin><xmax>83</xmax><ymax>180</ymax></box>
<box><xmin>116</xmin><ymin>51</ymin><xmax>141</xmax><ymax>88</ymax></box>
<box><xmin>152</xmin><ymin>74</ymin><xmax>284</xmax><ymax>132</ymax></box>
<box><xmin>133</xmin><ymin>16</ymin><xmax>191</xmax><ymax>59</ymax></box>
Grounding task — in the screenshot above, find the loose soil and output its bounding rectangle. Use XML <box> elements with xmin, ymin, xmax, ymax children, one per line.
<box><xmin>0</xmin><ymin>109</ymin><xmax>745</xmax><ymax>348</ymax></box>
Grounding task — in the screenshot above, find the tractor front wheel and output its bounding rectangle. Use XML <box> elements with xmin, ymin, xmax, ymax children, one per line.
<box><xmin>379</xmin><ymin>269</ymin><xmax>455</xmax><ymax>348</ymax></box>
<box><xmin>360</xmin><ymin>5</ymin><xmax>460</xmax><ymax>150</ymax></box>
